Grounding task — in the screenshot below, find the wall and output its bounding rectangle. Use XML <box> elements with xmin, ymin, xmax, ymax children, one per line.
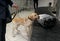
<box><xmin>9</xmin><ymin>0</ymin><xmax>54</xmax><ymax>13</ymax></box>
<box><xmin>38</xmin><ymin>0</ymin><xmax>54</xmax><ymax>7</ymax></box>
<box><xmin>9</xmin><ymin>0</ymin><xmax>33</xmax><ymax>13</ymax></box>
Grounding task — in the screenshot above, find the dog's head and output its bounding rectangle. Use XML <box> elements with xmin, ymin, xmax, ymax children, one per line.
<box><xmin>28</xmin><ymin>13</ymin><xmax>39</xmax><ymax>21</ymax></box>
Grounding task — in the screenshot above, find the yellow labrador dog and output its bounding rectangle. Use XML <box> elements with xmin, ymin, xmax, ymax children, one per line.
<box><xmin>12</xmin><ymin>13</ymin><xmax>38</xmax><ymax>38</ymax></box>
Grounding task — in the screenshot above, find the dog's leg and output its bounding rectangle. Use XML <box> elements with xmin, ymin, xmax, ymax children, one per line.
<box><xmin>16</xmin><ymin>24</ymin><xmax>20</xmax><ymax>34</ymax></box>
<box><xmin>12</xmin><ymin>24</ymin><xmax>17</xmax><ymax>37</ymax></box>
<box><xmin>12</xmin><ymin>23</ymin><xmax>20</xmax><ymax>37</ymax></box>
<box><xmin>26</xmin><ymin>25</ymin><xmax>32</xmax><ymax>39</ymax></box>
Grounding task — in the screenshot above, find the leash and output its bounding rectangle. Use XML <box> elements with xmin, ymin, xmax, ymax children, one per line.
<box><xmin>11</xmin><ymin>9</ymin><xmax>21</xmax><ymax>20</ymax></box>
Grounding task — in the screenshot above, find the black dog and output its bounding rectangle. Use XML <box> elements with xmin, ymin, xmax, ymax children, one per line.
<box><xmin>33</xmin><ymin>14</ymin><xmax>57</xmax><ymax>30</ymax></box>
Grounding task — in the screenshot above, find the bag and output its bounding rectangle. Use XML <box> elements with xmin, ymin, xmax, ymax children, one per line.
<box><xmin>6</xmin><ymin>17</ymin><xmax>12</xmax><ymax>23</ymax></box>
<box><xmin>5</xmin><ymin>7</ymin><xmax>12</xmax><ymax>23</ymax></box>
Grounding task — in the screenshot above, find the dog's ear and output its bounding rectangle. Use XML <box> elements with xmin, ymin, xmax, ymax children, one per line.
<box><xmin>28</xmin><ymin>15</ymin><xmax>33</xmax><ymax>21</ymax></box>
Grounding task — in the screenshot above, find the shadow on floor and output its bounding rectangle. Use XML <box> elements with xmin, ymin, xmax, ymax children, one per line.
<box><xmin>30</xmin><ymin>20</ymin><xmax>60</xmax><ymax>41</ymax></box>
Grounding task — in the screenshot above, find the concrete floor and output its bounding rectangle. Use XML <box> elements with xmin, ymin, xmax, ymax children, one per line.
<box><xmin>6</xmin><ymin>10</ymin><xmax>60</xmax><ymax>41</ymax></box>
